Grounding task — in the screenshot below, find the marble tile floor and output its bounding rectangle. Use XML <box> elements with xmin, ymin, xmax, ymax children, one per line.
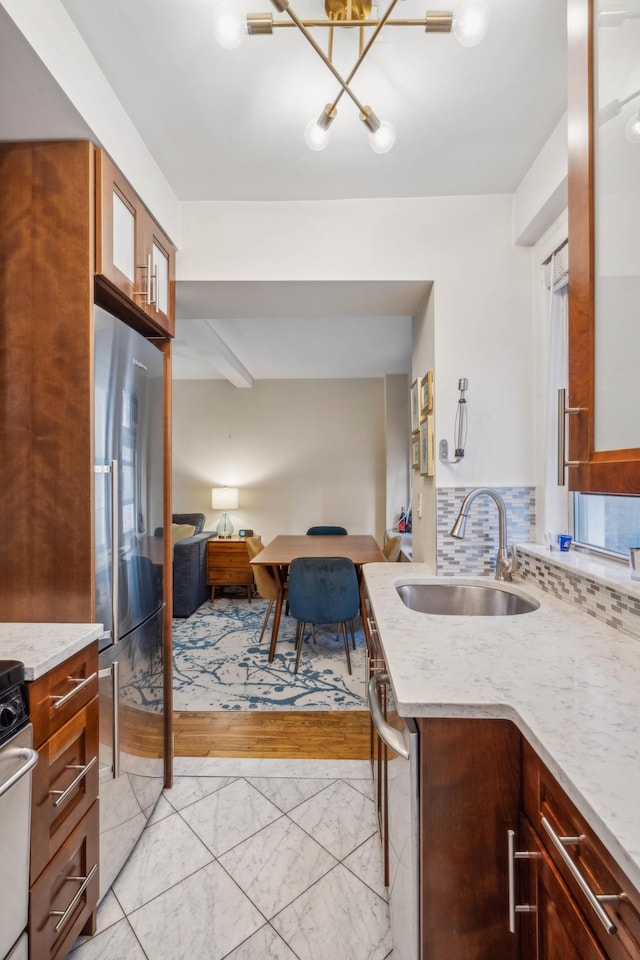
<box><xmin>72</xmin><ymin>758</ymin><xmax>393</xmax><ymax>960</ymax></box>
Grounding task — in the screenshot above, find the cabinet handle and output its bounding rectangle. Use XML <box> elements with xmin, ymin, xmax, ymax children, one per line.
<box><xmin>50</xmin><ymin>863</ymin><xmax>98</xmax><ymax>933</ymax></box>
<box><xmin>134</xmin><ymin>255</ymin><xmax>151</xmax><ymax>301</ymax></box>
<box><xmin>540</xmin><ymin>816</ymin><xmax>620</xmax><ymax>934</ymax></box>
<box><xmin>556</xmin><ymin>388</ymin><xmax>585</xmax><ymax>485</ymax></box>
<box><xmin>507</xmin><ymin>829</ymin><xmax>538</xmax><ymax>933</ymax></box>
<box><xmin>50</xmin><ymin>672</ymin><xmax>97</xmax><ymax>710</ymax></box>
<box><xmin>49</xmin><ymin>756</ymin><xmax>98</xmax><ymax>808</ymax></box>
<box><xmin>151</xmin><ymin>266</ymin><xmax>159</xmax><ymax>310</ymax></box>
<box><xmin>0</xmin><ymin>747</ymin><xmax>38</xmax><ymax>799</ymax></box>
<box><xmin>367</xmin><ymin>673</ymin><xmax>410</xmax><ymax>759</ymax></box>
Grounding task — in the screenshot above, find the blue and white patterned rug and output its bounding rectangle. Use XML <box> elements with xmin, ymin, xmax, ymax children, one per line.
<box><xmin>172</xmin><ymin>598</ymin><xmax>367</xmax><ymax>711</ymax></box>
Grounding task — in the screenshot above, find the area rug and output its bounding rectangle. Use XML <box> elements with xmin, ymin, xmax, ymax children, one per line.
<box><xmin>172</xmin><ymin>597</ymin><xmax>367</xmax><ymax>711</ymax></box>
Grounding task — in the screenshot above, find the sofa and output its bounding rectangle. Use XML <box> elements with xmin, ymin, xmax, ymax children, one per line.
<box><xmin>156</xmin><ymin>513</ymin><xmax>215</xmax><ymax>618</ymax></box>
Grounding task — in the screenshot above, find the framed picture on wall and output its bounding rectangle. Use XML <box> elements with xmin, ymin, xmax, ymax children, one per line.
<box><xmin>420</xmin><ymin>415</ymin><xmax>434</xmax><ymax>476</ymax></box>
<box><xmin>411</xmin><ymin>433</ymin><xmax>420</xmax><ymax>470</ymax></box>
<box><xmin>410</xmin><ymin>380</ymin><xmax>419</xmax><ymax>433</ymax></box>
<box><xmin>420</xmin><ymin>371</ymin><xmax>433</xmax><ymax>418</ymax></box>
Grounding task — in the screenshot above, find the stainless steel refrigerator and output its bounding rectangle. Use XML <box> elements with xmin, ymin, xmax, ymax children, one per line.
<box><xmin>94</xmin><ymin>304</ymin><xmax>165</xmax><ymax>899</ymax></box>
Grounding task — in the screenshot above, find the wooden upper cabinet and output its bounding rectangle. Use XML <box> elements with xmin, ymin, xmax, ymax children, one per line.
<box><xmin>567</xmin><ymin>0</ymin><xmax>640</xmax><ymax>492</ymax></box>
<box><xmin>95</xmin><ymin>150</ymin><xmax>175</xmax><ymax>336</ymax></box>
<box><xmin>141</xmin><ymin>215</ymin><xmax>176</xmax><ymax>337</ymax></box>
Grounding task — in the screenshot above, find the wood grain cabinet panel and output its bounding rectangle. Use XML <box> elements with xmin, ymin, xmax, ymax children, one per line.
<box><xmin>29</xmin><ymin>802</ymin><xmax>99</xmax><ymax>960</ymax></box>
<box><xmin>207</xmin><ymin>538</ymin><xmax>256</xmax><ymax>600</ymax></box>
<box><xmin>518</xmin><ymin>816</ymin><xmax>608</xmax><ymax>960</ymax></box>
<box><xmin>28</xmin><ymin>644</ymin><xmax>100</xmax><ymax>960</ymax></box>
<box><xmin>95</xmin><ymin>149</ymin><xmax>175</xmax><ymax>337</ymax></box>
<box><xmin>417</xmin><ymin>718</ymin><xmax>521</xmax><ymax>960</ymax></box>
<box><xmin>30</xmin><ymin>696</ymin><xmax>99</xmax><ymax>884</ymax></box>
<box><xmin>29</xmin><ymin>644</ymin><xmax>99</xmax><ymax>750</ymax></box>
<box><xmin>522</xmin><ymin>741</ymin><xmax>640</xmax><ymax>960</ymax></box>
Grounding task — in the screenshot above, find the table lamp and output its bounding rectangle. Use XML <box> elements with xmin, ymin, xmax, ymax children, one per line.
<box><xmin>211</xmin><ymin>487</ymin><xmax>239</xmax><ymax>538</ymax></box>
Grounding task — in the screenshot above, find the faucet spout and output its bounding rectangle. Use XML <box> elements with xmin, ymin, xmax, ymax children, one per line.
<box><xmin>449</xmin><ymin>487</ymin><xmax>517</xmax><ymax>581</ymax></box>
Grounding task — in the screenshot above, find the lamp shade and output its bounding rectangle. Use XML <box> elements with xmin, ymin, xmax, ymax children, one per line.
<box><xmin>211</xmin><ymin>487</ymin><xmax>239</xmax><ymax>510</ymax></box>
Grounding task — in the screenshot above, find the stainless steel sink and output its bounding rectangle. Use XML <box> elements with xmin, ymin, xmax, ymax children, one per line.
<box><xmin>396</xmin><ymin>581</ymin><xmax>539</xmax><ymax>616</ymax></box>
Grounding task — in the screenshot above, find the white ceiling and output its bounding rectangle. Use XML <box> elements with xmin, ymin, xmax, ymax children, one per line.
<box><xmin>174</xmin><ymin>280</ymin><xmax>429</xmax><ymax>381</ymax></box>
<box><xmin>1</xmin><ymin>0</ymin><xmax>568</xmax><ymax>382</ymax></box>
<box><xmin>56</xmin><ymin>0</ymin><xmax>568</xmax><ymax>203</ymax></box>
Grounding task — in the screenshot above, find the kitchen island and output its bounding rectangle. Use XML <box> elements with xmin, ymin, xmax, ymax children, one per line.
<box><xmin>363</xmin><ymin>562</ymin><xmax>640</xmax><ymax>960</ymax></box>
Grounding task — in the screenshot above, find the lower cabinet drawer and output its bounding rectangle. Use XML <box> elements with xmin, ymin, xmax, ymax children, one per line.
<box><xmin>522</xmin><ymin>740</ymin><xmax>640</xmax><ymax>960</ymax></box>
<box><xmin>29</xmin><ymin>644</ymin><xmax>99</xmax><ymax>750</ymax></box>
<box><xmin>29</xmin><ymin>802</ymin><xmax>99</xmax><ymax>960</ymax></box>
<box><xmin>208</xmin><ymin>565</ymin><xmax>253</xmax><ymax>584</ymax></box>
<box><xmin>30</xmin><ymin>697</ymin><xmax>99</xmax><ymax>884</ymax></box>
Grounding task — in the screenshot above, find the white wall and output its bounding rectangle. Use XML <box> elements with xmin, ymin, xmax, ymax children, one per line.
<box><xmin>172</xmin><ymin>378</ymin><xmax>386</xmax><ymax>544</ymax></box>
<box><xmin>410</xmin><ymin>289</ymin><xmax>437</xmax><ymax>565</ymax></box>
<box><xmin>383</xmin><ymin>374</ymin><xmax>410</xmax><ymax>536</ymax></box>
<box><xmin>180</xmin><ymin>195</ymin><xmax>536</xmax><ymax>497</ymax></box>
<box><xmin>513</xmin><ymin>114</ymin><xmax>568</xmax><ymax>247</ymax></box>
<box><xmin>0</xmin><ymin>0</ymin><xmax>180</xmax><ymax>242</ymax></box>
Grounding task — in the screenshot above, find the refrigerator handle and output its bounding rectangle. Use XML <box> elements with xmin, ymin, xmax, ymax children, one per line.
<box><xmin>110</xmin><ymin>459</ymin><xmax>119</xmax><ymax>645</ymax></box>
<box><xmin>98</xmin><ymin>662</ymin><xmax>120</xmax><ymax>779</ymax></box>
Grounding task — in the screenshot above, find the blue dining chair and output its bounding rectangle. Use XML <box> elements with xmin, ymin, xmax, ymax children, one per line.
<box><xmin>287</xmin><ymin>556</ymin><xmax>360</xmax><ymax>675</ymax></box>
<box><xmin>306</xmin><ymin>525</ymin><xmax>347</xmax><ymax>535</ymax></box>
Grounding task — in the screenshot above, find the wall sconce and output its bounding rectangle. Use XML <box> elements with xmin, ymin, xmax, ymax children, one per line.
<box><xmin>211</xmin><ymin>487</ymin><xmax>239</xmax><ymax>538</ymax></box>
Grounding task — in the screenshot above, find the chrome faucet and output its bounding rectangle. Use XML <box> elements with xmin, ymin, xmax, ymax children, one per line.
<box><xmin>449</xmin><ymin>487</ymin><xmax>517</xmax><ymax>581</ymax></box>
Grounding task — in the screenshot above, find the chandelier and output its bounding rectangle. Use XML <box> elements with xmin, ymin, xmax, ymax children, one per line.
<box><xmin>213</xmin><ymin>0</ymin><xmax>489</xmax><ymax>153</ymax></box>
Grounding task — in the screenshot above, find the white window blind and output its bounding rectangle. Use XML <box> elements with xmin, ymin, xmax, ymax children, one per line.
<box><xmin>543</xmin><ymin>241</ymin><xmax>569</xmax><ymax>291</ymax></box>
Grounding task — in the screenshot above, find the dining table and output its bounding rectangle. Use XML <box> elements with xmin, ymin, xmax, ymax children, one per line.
<box><xmin>250</xmin><ymin>534</ymin><xmax>386</xmax><ymax>661</ymax></box>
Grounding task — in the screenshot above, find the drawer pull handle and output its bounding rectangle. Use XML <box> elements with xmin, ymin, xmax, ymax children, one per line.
<box><xmin>50</xmin><ymin>863</ymin><xmax>98</xmax><ymax>933</ymax></box>
<box><xmin>49</xmin><ymin>756</ymin><xmax>98</xmax><ymax>808</ymax></box>
<box><xmin>507</xmin><ymin>829</ymin><xmax>539</xmax><ymax>933</ymax></box>
<box><xmin>540</xmin><ymin>816</ymin><xmax>621</xmax><ymax>934</ymax></box>
<box><xmin>50</xmin><ymin>672</ymin><xmax>97</xmax><ymax>710</ymax></box>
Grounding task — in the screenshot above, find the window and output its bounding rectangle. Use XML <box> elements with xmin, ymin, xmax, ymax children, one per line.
<box><xmin>573</xmin><ymin>493</ymin><xmax>640</xmax><ymax>558</ymax></box>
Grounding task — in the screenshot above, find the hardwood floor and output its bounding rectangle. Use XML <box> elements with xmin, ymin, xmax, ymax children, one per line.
<box><xmin>173</xmin><ymin>709</ymin><xmax>371</xmax><ymax>759</ymax></box>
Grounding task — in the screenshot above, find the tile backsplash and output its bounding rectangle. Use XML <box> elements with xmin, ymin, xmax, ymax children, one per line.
<box><xmin>436</xmin><ymin>486</ymin><xmax>536</xmax><ymax>576</ymax></box>
<box><xmin>517</xmin><ymin>547</ymin><xmax>640</xmax><ymax>641</ymax></box>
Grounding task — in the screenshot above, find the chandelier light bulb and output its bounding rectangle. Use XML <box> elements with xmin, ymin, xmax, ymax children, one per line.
<box><xmin>452</xmin><ymin>0</ymin><xmax>489</xmax><ymax>47</ymax></box>
<box><xmin>625</xmin><ymin>110</ymin><xmax>640</xmax><ymax>143</ymax></box>
<box><xmin>213</xmin><ymin>2</ymin><xmax>247</xmax><ymax>49</ymax></box>
<box><xmin>369</xmin><ymin>120</ymin><xmax>396</xmax><ymax>154</ymax></box>
<box><xmin>304</xmin><ymin>119</ymin><xmax>332</xmax><ymax>151</ymax></box>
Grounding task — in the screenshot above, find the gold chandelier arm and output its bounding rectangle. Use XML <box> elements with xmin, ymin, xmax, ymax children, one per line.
<box><xmin>274</xmin><ymin>1</ymin><xmax>370</xmax><ymax>116</ymax></box>
<box><xmin>261</xmin><ymin>17</ymin><xmax>453</xmax><ymax>29</ymax></box>
<box><xmin>328</xmin><ymin>0</ymin><xmax>401</xmax><ymax>114</ymax></box>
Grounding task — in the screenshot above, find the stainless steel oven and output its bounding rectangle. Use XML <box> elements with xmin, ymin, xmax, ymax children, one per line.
<box><xmin>0</xmin><ymin>723</ymin><xmax>38</xmax><ymax>960</ymax></box>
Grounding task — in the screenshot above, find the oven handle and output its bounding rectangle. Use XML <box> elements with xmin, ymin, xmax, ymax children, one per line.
<box><xmin>0</xmin><ymin>746</ymin><xmax>39</xmax><ymax>799</ymax></box>
<box><xmin>368</xmin><ymin>673</ymin><xmax>410</xmax><ymax>760</ymax></box>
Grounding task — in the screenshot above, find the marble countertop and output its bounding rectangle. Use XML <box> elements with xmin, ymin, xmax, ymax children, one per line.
<box><xmin>0</xmin><ymin>622</ymin><xmax>103</xmax><ymax>680</ymax></box>
<box><xmin>363</xmin><ymin>562</ymin><xmax>640</xmax><ymax>892</ymax></box>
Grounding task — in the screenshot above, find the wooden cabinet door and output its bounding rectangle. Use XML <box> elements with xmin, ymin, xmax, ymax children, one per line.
<box><xmin>95</xmin><ymin>150</ymin><xmax>147</xmax><ymax>311</ymax></box>
<box><xmin>95</xmin><ymin>150</ymin><xmax>176</xmax><ymax>336</ymax></box>
<box><xmin>519</xmin><ymin>817</ymin><xmax>608</xmax><ymax>960</ymax></box>
<box><xmin>138</xmin><ymin>212</ymin><xmax>176</xmax><ymax>336</ymax></box>
<box><xmin>417</xmin><ymin>718</ymin><xmax>521</xmax><ymax>960</ymax></box>
<box><xmin>567</xmin><ymin>0</ymin><xmax>640</xmax><ymax>492</ymax></box>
